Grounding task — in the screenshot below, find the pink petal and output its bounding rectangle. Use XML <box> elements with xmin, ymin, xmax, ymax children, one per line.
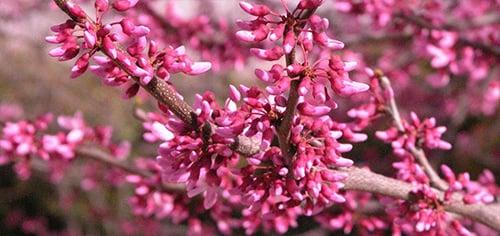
<box><xmin>187</xmin><ymin>62</ymin><xmax>212</xmax><ymax>75</ymax></box>
<box><xmin>203</xmin><ymin>188</ymin><xmax>218</xmax><ymax>209</ymax></box>
<box><xmin>151</xmin><ymin>122</ymin><xmax>174</xmax><ymax>141</ymax></box>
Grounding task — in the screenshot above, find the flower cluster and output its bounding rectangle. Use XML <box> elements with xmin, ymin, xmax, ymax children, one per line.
<box><xmin>236</xmin><ymin>0</ymin><xmax>344</xmax><ymax>56</ymax></box>
<box><xmin>376</xmin><ymin>112</ymin><xmax>452</xmax><ymax>156</ymax></box>
<box><xmin>0</xmin><ymin>103</ymin><xmax>23</xmax><ymax>122</ymax></box>
<box><xmin>440</xmin><ymin>165</ymin><xmax>496</xmax><ymax>204</ymax></box>
<box><xmin>237</xmin><ymin>1</ymin><xmax>369</xmax><ymax>110</ymax></box>
<box><xmin>397</xmin><ymin>185</ymin><xmax>450</xmax><ymax>234</ymax></box>
<box><xmin>126</xmin><ymin>158</ymin><xmax>189</xmax><ymax>221</ymax></box>
<box><xmin>0</xmin><ymin>112</ymin><xmax>129</xmax><ymax>181</ymax></box>
<box><xmin>0</xmin><ymin>113</ymin><xmax>52</xmax><ymax>180</ymax></box>
<box><xmin>47</xmin><ymin>0</ymin><xmax>211</xmax><ymax>97</ymax></box>
<box><xmin>353</xmin><ymin>69</ymin><xmax>500</xmax><ymax>235</ymax></box>
<box><xmin>315</xmin><ymin>191</ymin><xmax>388</xmax><ymax>235</ymax></box>
<box><xmin>332</xmin><ymin>0</ymin><xmax>499</xmax><ymax>121</ymax></box>
<box><xmin>127</xmin><ymin>1</ymin><xmax>373</xmax><ymax>233</ymax></box>
<box><xmin>147</xmin><ymin>92</ymin><xmax>242</xmax><ymax>209</ymax></box>
<box><xmin>255</xmin><ymin>55</ymin><xmax>369</xmax><ymax>109</ymax></box>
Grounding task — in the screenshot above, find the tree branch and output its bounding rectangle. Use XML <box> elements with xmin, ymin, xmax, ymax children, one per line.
<box><xmin>53</xmin><ymin>0</ymin><xmax>259</xmax><ymax>157</ymax></box>
<box><xmin>76</xmin><ymin>146</ymin><xmax>184</xmax><ymax>193</ymax></box>
<box><xmin>340</xmin><ymin>167</ymin><xmax>500</xmax><ymax>232</ymax></box>
<box><xmin>76</xmin><ymin>146</ymin><xmax>500</xmax><ymax>231</ymax></box>
<box><xmin>277</xmin><ymin>8</ymin><xmax>317</xmax><ymax>164</ymax></box>
<box><xmin>377</xmin><ymin>73</ymin><xmax>449</xmax><ymax>191</ymax></box>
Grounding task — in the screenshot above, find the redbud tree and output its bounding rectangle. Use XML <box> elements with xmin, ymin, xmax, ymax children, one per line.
<box><xmin>0</xmin><ymin>0</ymin><xmax>499</xmax><ymax>235</ymax></box>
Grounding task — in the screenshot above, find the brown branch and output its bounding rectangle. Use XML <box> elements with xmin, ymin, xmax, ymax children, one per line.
<box><xmin>53</xmin><ymin>0</ymin><xmax>259</xmax><ymax>157</ymax></box>
<box><xmin>77</xmin><ymin>145</ymin><xmax>500</xmax><ymax>231</ymax></box>
<box><xmin>53</xmin><ymin>0</ymin><xmax>82</xmax><ymax>22</ymax></box>
<box><xmin>142</xmin><ymin>78</ymin><xmax>197</xmax><ymax>127</ymax></box>
<box><xmin>340</xmin><ymin>167</ymin><xmax>500</xmax><ymax>232</ymax></box>
<box><xmin>138</xmin><ymin>2</ymin><xmax>176</xmax><ymax>34</ymax></box>
<box><xmin>277</xmin><ymin>8</ymin><xmax>317</xmax><ymax>164</ymax></box>
<box><xmin>77</xmin><ymin>147</ymin><xmax>150</xmax><ymax>177</ymax></box>
<box><xmin>377</xmin><ymin>74</ymin><xmax>448</xmax><ymax>191</ymax></box>
<box><xmin>277</xmin><ymin>79</ymin><xmax>300</xmax><ymax>164</ymax></box>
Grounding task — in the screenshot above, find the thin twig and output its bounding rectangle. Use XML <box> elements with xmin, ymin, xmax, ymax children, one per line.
<box><xmin>76</xmin><ymin>146</ymin><xmax>184</xmax><ymax>193</ymax></box>
<box><xmin>377</xmin><ymin>74</ymin><xmax>448</xmax><ymax>190</ymax></box>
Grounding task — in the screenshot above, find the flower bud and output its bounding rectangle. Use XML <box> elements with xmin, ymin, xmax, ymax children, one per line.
<box><xmin>66</xmin><ymin>2</ymin><xmax>87</xmax><ymax>19</ymax></box>
<box><xmin>314</xmin><ymin>32</ymin><xmax>344</xmax><ymax>49</ymax></box>
<box><xmin>112</xmin><ymin>0</ymin><xmax>139</xmax><ymax>11</ymax></box>
<box><xmin>228</xmin><ymin>85</ymin><xmax>241</xmax><ymax>102</ymax></box>
<box><xmin>151</xmin><ymin>122</ymin><xmax>174</xmax><ymax>141</ymax></box>
<box><xmin>297</xmin><ymin>102</ymin><xmax>331</xmax><ymax>116</ymax></box>
<box><xmin>70</xmin><ymin>53</ymin><xmax>90</xmax><ymax>78</ymax></box>
<box><xmin>102</xmin><ymin>36</ymin><xmax>118</xmax><ymax>59</ymax></box>
<box><xmin>283</xmin><ymin>31</ymin><xmax>296</xmax><ymax>54</ymax></box>
<box><xmin>95</xmin><ymin>0</ymin><xmax>109</xmax><ymax>12</ymax></box>
<box><xmin>239</xmin><ymin>1</ymin><xmax>270</xmax><ymax>16</ymax></box>
<box><xmin>250</xmin><ymin>46</ymin><xmax>284</xmax><ymax>61</ymax></box>
<box><xmin>186</xmin><ymin>62</ymin><xmax>212</xmax><ymax>75</ymax></box>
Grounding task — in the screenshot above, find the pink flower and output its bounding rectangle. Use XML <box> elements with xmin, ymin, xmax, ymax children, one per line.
<box><xmin>155</xmin><ymin>92</ymin><xmax>241</xmax><ymax>209</ymax></box>
<box><xmin>239</xmin><ymin>1</ymin><xmax>271</xmax><ymax>17</ymax></box>
<box><xmin>151</xmin><ymin>122</ymin><xmax>174</xmax><ymax>141</ymax></box>
<box><xmin>112</xmin><ymin>0</ymin><xmax>138</xmax><ymax>11</ymax></box>
<box><xmin>376</xmin><ymin>112</ymin><xmax>452</xmax><ymax>156</ymax></box>
<box><xmin>250</xmin><ymin>46</ymin><xmax>284</xmax><ymax>61</ymax></box>
<box><xmin>297</xmin><ymin>102</ymin><xmax>331</xmax><ymax>116</ymax></box>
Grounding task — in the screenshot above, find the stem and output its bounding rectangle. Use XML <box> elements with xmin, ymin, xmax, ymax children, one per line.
<box><xmin>139</xmin><ymin>2</ymin><xmax>176</xmax><ymax>34</ymax></box>
<box><xmin>277</xmin><ymin>8</ymin><xmax>317</xmax><ymax>163</ymax></box>
<box><xmin>53</xmin><ymin>0</ymin><xmax>259</xmax><ymax>157</ymax></box>
<box><xmin>340</xmin><ymin>167</ymin><xmax>500</xmax><ymax>232</ymax></box>
<box><xmin>53</xmin><ymin>0</ymin><xmax>81</xmax><ymax>22</ymax></box>
<box><xmin>76</xmin><ymin>146</ymin><xmax>184</xmax><ymax>193</ymax></box>
<box><xmin>377</xmin><ymin>74</ymin><xmax>448</xmax><ymax>190</ymax></box>
<box><xmin>409</xmin><ymin>146</ymin><xmax>449</xmax><ymax>190</ymax></box>
<box><xmin>277</xmin><ymin>79</ymin><xmax>300</xmax><ymax>163</ymax></box>
<box><xmin>142</xmin><ymin>77</ymin><xmax>197</xmax><ymax>127</ymax></box>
